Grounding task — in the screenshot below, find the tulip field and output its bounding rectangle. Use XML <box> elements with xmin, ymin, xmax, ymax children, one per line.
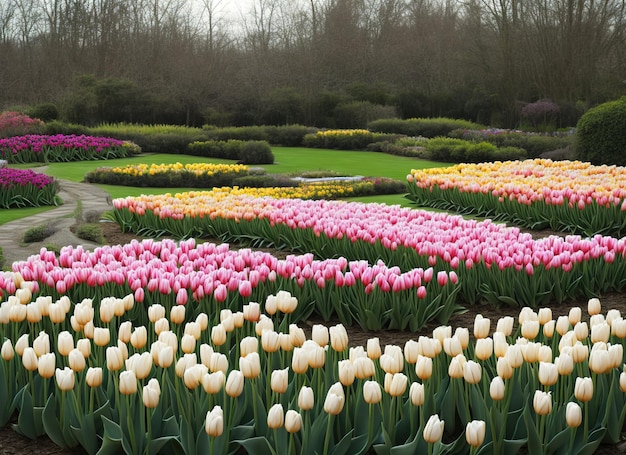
<box><xmin>5</xmin><ymin>131</ymin><xmax>626</xmax><ymax>453</ymax></box>
<box><xmin>2</xmin><ymin>275</ymin><xmax>626</xmax><ymax>455</ymax></box>
<box><xmin>407</xmin><ymin>159</ymin><xmax>626</xmax><ymax>238</ymax></box>
<box><xmin>107</xmin><ymin>188</ymin><xmax>626</xmax><ymax>308</ymax></box>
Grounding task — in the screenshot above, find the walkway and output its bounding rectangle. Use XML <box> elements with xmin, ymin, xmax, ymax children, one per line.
<box><xmin>0</xmin><ymin>179</ymin><xmax>113</xmax><ymax>267</ymax></box>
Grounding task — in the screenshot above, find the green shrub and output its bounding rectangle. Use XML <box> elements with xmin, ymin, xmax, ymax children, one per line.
<box><xmin>333</xmin><ymin>101</ymin><xmax>397</xmax><ymax>129</ymax></box>
<box><xmin>23</xmin><ymin>223</ymin><xmax>57</xmax><ymax>243</ymax></box>
<box><xmin>576</xmin><ymin>97</ymin><xmax>626</xmax><ymax>165</ymax></box>
<box><xmin>264</xmin><ymin>125</ymin><xmax>317</xmax><ymax>146</ymax></box>
<box><xmin>239</xmin><ymin>141</ymin><xmax>274</xmax><ymax>164</ymax></box>
<box><xmin>28</xmin><ymin>103</ymin><xmax>59</xmax><ymax>122</ymax></box>
<box><xmin>350</xmin><ymin>177</ymin><xmax>407</xmax><ymax>197</ymax></box>
<box><xmin>0</xmin><ymin>246</ymin><xmax>5</xmax><ymax>271</ymax></box>
<box><xmin>187</xmin><ymin>140</ymin><xmax>244</xmax><ymax>160</ymax></box>
<box><xmin>302</xmin><ymin>130</ymin><xmax>397</xmax><ymax>150</ymax></box>
<box><xmin>75</xmin><ymin>223</ymin><xmax>104</xmax><ymax>244</ymax></box>
<box><xmin>368</xmin><ymin>117</ymin><xmax>485</xmax><ymax>138</ymax></box>
<box><xmin>43</xmin><ymin>120</ymin><xmax>89</xmax><ymax>135</ymax></box>
<box><xmin>492</xmin><ymin>146</ymin><xmax>528</xmax><ymax>161</ymax></box>
<box><xmin>203</xmin><ymin>126</ymin><xmax>269</xmax><ymax>142</ymax></box>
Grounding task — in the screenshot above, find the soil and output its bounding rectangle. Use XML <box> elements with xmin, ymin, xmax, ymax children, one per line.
<box><xmin>3</xmin><ymin>221</ymin><xmax>626</xmax><ymax>454</ymax></box>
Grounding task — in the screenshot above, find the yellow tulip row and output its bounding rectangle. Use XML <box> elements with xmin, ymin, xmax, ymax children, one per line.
<box><xmin>408</xmin><ymin>159</ymin><xmax>626</xmax><ymax>206</ymax></box>
<box><xmin>108</xmin><ymin>162</ymin><xmax>250</xmax><ymax>177</ymax></box>
<box><xmin>314</xmin><ymin>129</ymin><xmax>372</xmax><ymax>137</ymax></box>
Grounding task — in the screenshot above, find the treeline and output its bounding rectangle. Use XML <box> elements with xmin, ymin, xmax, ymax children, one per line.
<box><xmin>1</xmin><ymin>0</ymin><xmax>624</xmax><ymax>129</ymax></box>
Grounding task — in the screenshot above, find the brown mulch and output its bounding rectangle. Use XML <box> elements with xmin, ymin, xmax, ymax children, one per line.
<box><xmin>3</xmin><ymin>221</ymin><xmax>626</xmax><ymax>454</ymax></box>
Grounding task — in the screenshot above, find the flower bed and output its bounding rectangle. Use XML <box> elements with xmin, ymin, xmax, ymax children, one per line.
<box><xmin>108</xmin><ymin>192</ymin><xmax>626</xmax><ymax>307</ymax></box>
<box><xmin>0</xmin><ymin>168</ymin><xmax>59</xmax><ymax>208</ymax></box>
<box><xmin>85</xmin><ymin>162</ymin><xmax>251</xmax><ymax>188</ymax></box>
<box><xmin>0</xmin><ymin>134</ymin><xmax>139</xmax><ymax>163</ymax></box>
<box><xmin>3</xmin><ymin>239</ymin><xmax>461</xmax><ymax>332</ymax></box>
<box><xmin>0</xmin><ymin>111</ymin><xmax>44</xmax><ymax>138</ymax></box>
<box><xmin>0</xmin><ymin>281</ymin><xmax>624</xmax><ymax>454</ymax></box>
<box><xmin>407</xmin><ymin>159</ymin><xmax>626</xmax><ymax>237</ymax></box>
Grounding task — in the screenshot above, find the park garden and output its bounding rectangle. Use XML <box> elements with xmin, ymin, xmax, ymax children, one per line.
<box><xmin>1</xmin><ymin>99</ymin><xmax>626</xmax><ymax>454</ymax></box>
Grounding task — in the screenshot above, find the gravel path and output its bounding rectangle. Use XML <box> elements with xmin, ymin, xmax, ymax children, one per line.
<box><xmin>0</xmin><ymin>179</ymin><xmax>113</xmax><ymax>267</ymax></box>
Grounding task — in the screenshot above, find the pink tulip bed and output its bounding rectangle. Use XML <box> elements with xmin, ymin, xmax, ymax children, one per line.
<box><xmin>0</xmin><ymin>168</ymin><xmax>59</xmax><ymax>208</ymax></box>
<box><xmin>108</xmin><ymin>191</ymin><xmax>626</xmax><ymax>308</ymax></box>
<box><xmin>407</xmin><ymin>159</ymin><xmax>626</xmax><ymax>237</ymax></box>
<box><xmin>0</xmin><ymin>134</ymin><xmax>138</xmax><ymax>163</ymax></box>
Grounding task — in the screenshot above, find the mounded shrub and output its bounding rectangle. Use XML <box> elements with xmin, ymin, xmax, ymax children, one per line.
<box><xmin>239</xmin><ymin>141</ymin><xmax>274</xmax><ymax>164</ymax></box>
<box><xmin>232</xmin><ymin>174</ymin><xmax>297</xmax><ymax>188</ymax></box>
<box><xmin>187</xmin><ymin>140</ymin><xmax>244</xmax><ymax>160</ymax></box>
<box><xmin>576</xmin><ymin>97</ymin><xmax>626</xmax><ymax>165</ymax></box>
<box><xmin>28</xmin><ymin>103</ymin><xmax>59</xmax><ymax>122</ymax></box>
<box><xmin>75</xmin><ymin>223</ymin><xmax>105</xmax><ymax>244</ymax></box>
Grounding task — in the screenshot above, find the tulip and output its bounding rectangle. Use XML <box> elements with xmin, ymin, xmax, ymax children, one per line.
<box><xmin>463</xmin><ymin>360</ymin><xmax>482</xmax><ymax>384</ymax></box>
<box><xmin>206</xmin><ymin>405</ymin><xmax>224</xmax><ymax>437</ymax></box>
<box><xmin>569</xmin><ymin>307</ymin><xmax>582</xmax><ymax>326</ymax></box>
<box><xmin>68</xmin><ymin>349</ymin><xmax>86</xmax><ymax>372</ymax></box>
<box><xmin>323</xmin><ymin>383</ymin><xmax>345</xmax><ymax>415</ymax></box>
<box><xmin>366</xmin><ymin>338</ymin><xmax>381</xmax><ymax>360</ymax></box>
<box><xmin>538</xmin><ymin>345</ymin><xmax>552</xmax><ymax>363</ymax></box>
<box><xmin>591</xmin><ymin>323</ymin><xmax>610</xmax><ymax>343</ymax></box>
<box><xmin>154</xmin><ymin>318</ymin><xmax>170</xmax><ymax>336</ymax></box>
<box><xmin>38</xmin><ymin>352</ymin><xmax>56</xmax><ymax>379</ymax></box>
<box><xmin>493</xmin><ymin>332</ymin><xmax>508</xmax><ymax>358</ymax></box>
<box><xmin>474</xmin><ymin>338</ymin><xmax>493</xmax><ymax>361</ymax></box>
<box><xmin>170</xmin><ymin>305</ymin><xmax>185</xmax><ymax>324</ymax></box>
<box><xmin>419</xmin><ymin>336</ymin><xmax>441</xmax><ymax>358</ymax></box>
<box><xmin>129</xmin><ymin>351</ymin><xmax>153</xmax><ymax>379</ymax></box>
<box><xmin>537</xmin><ymin>308</ymin><xmax>552</xmax><ymax>325</ymax></box>
<box><xmin>285</xmin><ymin>410</ymin><xmax>302</xmax><ymax>433</ymax></box>
<box><xmin>157</xmin><ymin>345</ymin><xmax>174</xmax><ymax>368</ymax></box>
<box><xmin>75</xmin><ymin>338</ymin><xmax>91</xmax><ymax>358</ymax></box>
<box><xmin>588</xmin><ymin>349</ymin><xmax>610</xmax><ymax>374</ymax></box>
<box><xmin>55</xmin><ymin>367</ymin><xmax>75</xmax><ymax>391</ymax></box>
<box><xmin>474</xmin><ymin>315</ymin><xmax>490</xmax><ymax>339</ymax></box>
<box><xmin>612</xmin><ymin>318</ymin><xmax>626</xmax><ymax>338</ymax></box>
<box><xmin>330</xmin><ymin>324</ymin><xmax>349</xmax><ymax>352</ymax></box>
<box><xmin>538</xmin><ymin>362</ymin><xmax>558</xmax><ymax>387</ymax></box>
<box><xmin>181</xmin><ymin>334</ymin><xmax>196</xmax><ymax>354</ymax></box>
<box><xmin>261</xmin><ymin>330</ymin><xmax>280</xmax><ymax>353</ymax></box>
<box><xmin>306</xmin><ymin>343</ymin><xmax>326</xmax><ymax>369</ymax></box>
<box><xmin>566</xmin><ymin>402</ymin><xmax>582</xmax><ymax>428</ymax></box>
<box><xmin>543</xmin><ymin>319</ymin><xmax>555</xmax><ymax>338</ymax></box>
<box><xmin>291</xmin><ymin>347</ymin><xmax>309</xmax><ymax>374</ymax></box>
<box><xmin>448</xmin><ymin>355</ymin><xmax>465</xmax><ymax>379</ymax></box>
<box><xmin>33</xmin><ymin>331</ymin><xmax>50</xmax><ymax>356</ymax></box>
<box><xmin>423</xmin><ymin>414</ymin><xmax>445</xmax><ymax>444</ymax></box>
<box><xmin>86</xmin><ymin>367</ymin><xmax>103</xmax><ymax>388</ymax></box>
<box><xmin>380</xmin><ymin>345</ymin><xmax>404</xmax><ymax>374</ymax></box>
<box><xmin>571</xmin><ymin>342</ymin><xmax>589</xmax><ymax>364</ymax></box>
<box><xmin>409</xmin><ymin>381</ymin><xmax>425</xmax><ymax>406</ymax></box>
<box><xmin>555</xmin><ymin>354</ymin><xmax>574</xmax><ymax>376</ymax></box>
<box><xmin>466</xmin><ymin>420</ymin><xmax>486</xmax><ymax>448</ymax></box>
<box><xmin>240</xmin><ymin>352</ymin><xmax>261</xmax><ymax>379</ymax></box>
<box><xmin>48</xmin><ymin>303</ymin><xmax>66</xmax><ymax>324</ymax></box>
<box><xmin>130</xmin><ymin>326</ymin><xmax>147</xmax><ymax>349</ymax></box>
<box><xmin>240</xmin><ymin>337</ymin><xmax>258</xmax><ymax>357</ymax></box>
<box><xmin>209</xmin><ymin>352</ymin><xmax>228</xmax><ymax>373</ymax></box>
<box><xmin>225</xmin><ymin>370</ymin><xmax>244</xmax><ymax>397</ymax></box>
<box><xmin>143</xmin><ymin>383</ymin><xmax>160</xmax><ymax>408</ymax></box>
<box><xmin>455</xmin><ymin>327</ymin><xmax>470</xmax><ymax>350</ymax></box>
<box><xmin>289</xmin><ymin>324</ymin><xmax>306</xmax><ymax>347</ymax></box>
<box><xmin>608</xmin><ymin>344</ymin><xmax>623</xmax><ymax>369</ymax></box>
<box><xmin>202</xmin><ymin>371</ymin><xmax>225</xmax><ymax>394</ymax></box>
<box><xmin>588</xmin><ymin>298</ymin><xmax>601</xmax><ymax>316</ymax></box>
<box><xmin>100</xmin><ymin>300</ymin><xmax>114</xmax><ymax>323</ymax></box>
<box><xmin>533</xmin><ymin>390</ymin><xmax>552</xmax><ymax>415</ymax></box>
<box><xmin>312</xmin><ymin>325</ymin><xmax>329</xmax><ymax>347</ymax></box>
<box><xmin>495</xmin><ymin>317</ymin><xmax>514</xmax><ymax>336</ymax></box>
<box><xmin>385</xmin><ymin>372</ymin><xmax>408</xmax><ymax>397</ymax></box>
<box><xmin>298</xmin><ymin>386</ymin><xmax>314</xmax><ymax>411</ymax></box>
<box><xmin>416</xmin><ymin>355</ymin><xmax>433</xmax><ymax>380</ymax></box>
<box><xmin>404</xmin><ymin>340</ymin><xmax>420</xmax><ymax>364</ymax></box>
<box><xmin>93</xmin><ymin>327</ymin><xmax>110</xmax><ymax>347</ymax></box>
<box><xmin>184</xmin><ymin>364</ymin><xmax>206</xmax><ymax>390</ymax></box>
<box><xmin>556</xmin><ymin>316</ymin><xmax>570</xmax><ymax>336</ymax></box>
<box><xmin>148</xmin><ymin>304</ymin><xmax>166</xmax><ymax>323</ymax></box>
<box><xmin>119</xmin><ymin>370</ymin><xmax>137</xmax><ymax>395</ymax></box>
<box><xmin>354</xmin><ymin>356</ymin><xmax>375</xmax><ymax>379</ymax></box>
<box><xmin>176</xmin><ymin>354</ymin><xmax>195</xmax><ymax>378</ymax></box>
<box><xmin>338</xmin><ymin>360</ymin><xmax>355</xmax><ymax>387</ymax></box>
<box><xmin>620</xmin><ymin>372</ymin><xmax>626</xmax><ymax>393</ymax></box>
<box><xmin>267</xmin><ymin>403</ymin><xmax>284</xmax><ymax>429</ymax></box>
<box><xmin>490</xmin><ymin>376</ymin><xmax>505</xmax><ymax>401</ymax></box>
<box><xmin>243</xmin><ymin>302</ymin><xmax>261</xmax><ymax>322</ymax></box>
<box><xmin>106</xmin><ymin>346</ymin><xmax>124</xmax><ymax>371</ymax></box>
<box><xmin>496</xmin><ymin>357</ymin><xmax>513</xmax><ymax>380</ymax></box>
<box><xmin>443</xmin><ymin>336</ymin><xmax>463</xmax><ymax>357</ymax></box>
<box><xmin>1</xmin><ymin>340</ymin><xmax>14</xmax><ymax>361</ymax></box>
<box><xmin>22</xmin><ymin>347</ymin><xmax>38</xmax><ymax>371</ymax></box>
<box><xmin>211</xmin><ymin>324</ymin><xmax>227</xmax><ymax>346</ymax></box>
<box><xmin>271</xmin><ymin>367</ymin><xmax>289</xmax><ymax>394</ymax></box>
<box><xmin>363</xmin><ymin>380</ymin><xmax>382</xmax><ymax>404</ymax></box>
<box><xmin>265</xmin><ymin>294</ymin><xmax>277</xmax><ymax>315</ymax></box>
<box><xmin>26</xmin><ymin>303</ymin><xmax>41</xmax><ymax>323</ymax></box>
<box><xmin>521</xmin><ymin>320</ymin><xmax>540</xmax><ymax>340</ymax></box>
<box><xmin>574</xmin><ymin>377</ymin><xmax>593</xmax><ymax>402</ymax></box>
<box><xmin>522</xmin><ymin>342</ymin><xmax>540</xmax><ymax>363</ymax></box>
<box><xmin>505</xmin><ymin>344</ymin><xmax>523</xmax><ymax>368</ymax></box>
<box><xmin>196</xmin><ymin>313</ymin><xmax>209</xmax><ymax>331</ymax></box>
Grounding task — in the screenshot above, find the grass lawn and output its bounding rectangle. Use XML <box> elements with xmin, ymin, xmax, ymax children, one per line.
<box><xmin>2</xmin><ymin>148</ymin><xmax>450</xmax><ymax>224</ymax></box>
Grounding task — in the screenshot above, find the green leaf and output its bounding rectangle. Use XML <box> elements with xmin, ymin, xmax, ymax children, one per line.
<box><xmin>12</xmin><ymin>388</ymin><xmax>45</xmax><ymax>439</ymax></box>
<box><xmin>574</xmin><ymin>427</ymin><xmax>606</xmax><ymax>455</ymax></box>
<box><xmin>523</xmin><ymin>405</ymin><xmax>542</xmax><ymax>455</ymax></box>
<box><xmin>42</xmin><ymin>394</ymin><xmax>78</xmax><ymax>448</ymax></box>
<box><xmin>96</xmin><ymin>416</ymin><xmax>124</xmax><ymax>455</ymax></box>
<box><xmin>236</xmin><ymin>436</ymin><xmax>275</xmax><ymax>455</ymax></box>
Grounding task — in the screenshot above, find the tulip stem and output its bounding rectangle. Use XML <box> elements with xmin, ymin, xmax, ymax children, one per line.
<box><xmin>323</xmin><ymin>414</ymin><xmax>333</xmax><ymax>455</ymax></box>
<box><xmin>145</xmin><ymin>407</ymin><xmax>152</xmax><ymax>455</ymax></box>
<box><xmin>127</xmin><ymin>394</ymin><xmax>138</xmax><ymax>455</ymax></box>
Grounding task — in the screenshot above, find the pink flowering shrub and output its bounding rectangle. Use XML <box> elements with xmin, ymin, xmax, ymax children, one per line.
<box><xmin>0</xmin><ymin>111</ymin><xmax>44</xmax><ymax>138</ymax></box>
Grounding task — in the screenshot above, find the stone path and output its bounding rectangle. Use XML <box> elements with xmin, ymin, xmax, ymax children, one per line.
<box><xmin>0</xmin><ymin>179</ymin><xmax>113</xmax><ymax>267</ymax></box>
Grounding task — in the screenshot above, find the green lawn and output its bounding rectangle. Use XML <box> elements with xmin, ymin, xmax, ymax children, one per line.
<box><xmin>2</xmin><ymin>148</ymin><xmax>450</xmax><ymax>224</ymax></box>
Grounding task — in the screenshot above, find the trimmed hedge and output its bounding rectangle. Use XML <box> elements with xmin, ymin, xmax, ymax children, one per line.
<box><xmin>187</xmin><ymin>140</ymin><xmax>274</xmax><ymax>164</ymax></box>
<box><xmin>368</xmin><ymin>117</ymin><xmax>485</xmax><ymax>138</ymax></box>
<box><xmin>576</xmin><ymin>97</ymin><xmax>626</xmax><ymax>166</ymax></box>
<box><xmin>422</xmin><ymin>137</ymin><xmax>527</xmax><ymax>163</ymax></box>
